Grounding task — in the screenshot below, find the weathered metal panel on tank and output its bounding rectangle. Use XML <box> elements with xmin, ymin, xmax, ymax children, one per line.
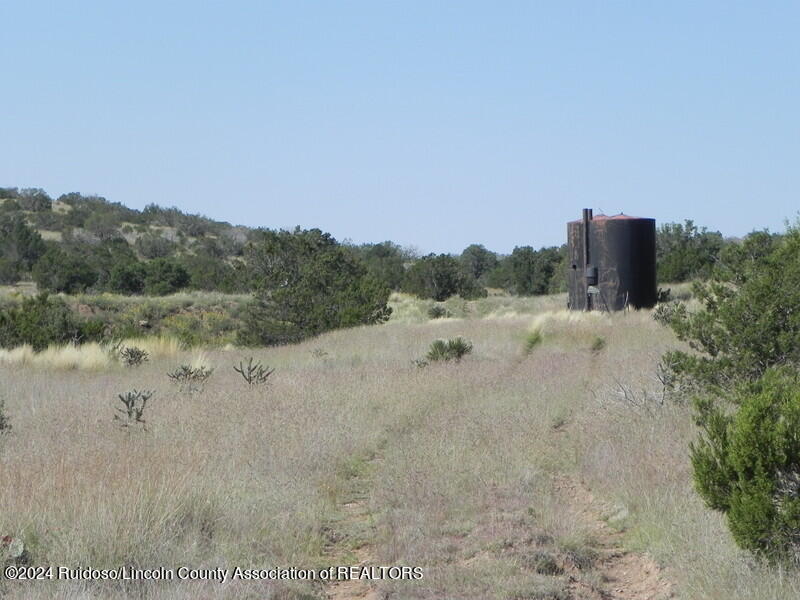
<box><xmin>567</xmin><ymin>209</ymin><xmax>657</xmax><ymax>311</ymax></box>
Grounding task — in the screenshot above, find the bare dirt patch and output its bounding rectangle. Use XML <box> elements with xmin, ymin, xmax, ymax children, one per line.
<box><xmin>323</xmin><ymin>454</ymin><xmax>381</xmax><ymax>600</ymax></box>
<box><xmin>325</xmin><ymin>497</ymin><xmax>380</xmax><ymax>600</ymax></box>
<box><xmin>556</xmin><ymin>476</ymin><xmax>674</xmax><ymax>600</ymax></box>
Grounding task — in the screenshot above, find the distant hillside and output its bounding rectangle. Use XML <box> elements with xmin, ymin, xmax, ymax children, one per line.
<box><xmin>0</xmin><ymin>187</ymin><xmax>252</xmax><ymax>259</ymax></box>
<box><xmin>0</xmin><ymin>187</ymin><xmax>262</xmax><ymax>294</ymax></box>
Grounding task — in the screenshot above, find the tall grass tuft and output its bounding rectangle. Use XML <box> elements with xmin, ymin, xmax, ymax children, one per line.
<box><xmin>0</xmin><ymin>343</ymin><xmax>113</xmax><ymax>370</ymax></box>
<box><xmin>0</xmin><ymin>335</ymin><xmax>184</xmax><ymax>372</ymax></box>
<box><xmin>525</xmin><ymin>330</ymin><xmax>543</xmax><ymax>353</ymax></box>
<box><xmin>120</xmin><ymin>335</ymin><xmax>183</xmax><ymax>359</ymax></box>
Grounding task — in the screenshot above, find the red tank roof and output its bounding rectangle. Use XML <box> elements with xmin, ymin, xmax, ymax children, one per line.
<box><xmin>568</xmin><ymin>213</ymin><xmax>651</xmax><ymax>224</ymax></box>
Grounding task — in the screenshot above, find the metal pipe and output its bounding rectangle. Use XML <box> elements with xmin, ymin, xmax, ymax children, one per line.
<box><xmin>582</xmin><ymin>208</ymin><xmax>592</xmax><ymax>310</ymax></box>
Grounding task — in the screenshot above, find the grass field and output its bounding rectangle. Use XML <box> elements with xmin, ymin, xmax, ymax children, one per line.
<box><xmin>1</xmin><ymin>291</ymin><xmax>798</xmax><ymax>599</ymax></box>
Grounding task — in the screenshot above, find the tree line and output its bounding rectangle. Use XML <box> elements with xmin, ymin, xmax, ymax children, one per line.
<box><xmin>0</xmin><ymin>188</ymin><xmax>575</xmax><ymax>298</ymax></box>
<box><xmin>1</xmin><ymin>187</ymin><xmax>755</xmax><ymax>298</ymax></box>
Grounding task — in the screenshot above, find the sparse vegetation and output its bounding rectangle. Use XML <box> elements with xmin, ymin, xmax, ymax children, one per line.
<box><xmin>117</xmin><ymin>345</ymin><xmax>149</xmax><ymax>367</ymax></box>
<box><xmin>233</xmin><ymin>356</ymin><xmax>275</xmax><ymax>385</ymax></box>
<box><xmin>425</xmin><ymin>337</ymin><xmax>473</xmax><ymax>363</ymax></box>
<box><xmin>3</xmin><ymin>293</ymin><xmax>800</xmax><ymax>598</ymax></box>
<box><xmin>427</xmin><ymin>304</ymin><xmax>451</xmax><ymax>319</ymax></box>
<box><xmin>167</xmin><ymin>364</ymin><xmax>214</xmax><ymax>392</ymax></box>
<box><xmin>113</xmin><ymin>389</ymin><xmax>153</xmax><ymax>430</ymax></box>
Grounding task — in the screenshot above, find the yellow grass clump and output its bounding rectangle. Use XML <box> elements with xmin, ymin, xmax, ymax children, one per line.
<box><xmin>189</xmin><ymin>350</ymin><xmax>213</xmax><ymax>371</ymax></box>
<box><xmin>120</xmin><ymin>335</ymin><xmax>183</xmax><ymax>359</ymax></box>
<box><xmin>0</xmin><ymin>336</ymin><xmax>184</xmax><ymax>372</ymax></box>
<box><xmin>0</xmin><ymin>343</ymin><xmax>113</xmax><ymax>370</ymax></box>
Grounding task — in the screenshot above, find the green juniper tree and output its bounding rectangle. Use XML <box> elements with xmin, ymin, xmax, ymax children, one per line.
<box><xmin>239</xmin><ymin>228</ymin><xmax>392</xmax><ymax>346</ymax></box>
<box><xmin>658</xmin><ymin>224</ymin><xmax>800</xmax><ymax>563</ymax></box>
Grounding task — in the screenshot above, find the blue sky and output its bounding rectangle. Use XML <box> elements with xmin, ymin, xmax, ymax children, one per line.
<box><xmin>1</xmin><ymin>2</ymin><xmax>798</xmax><ymax>253</ymax></box>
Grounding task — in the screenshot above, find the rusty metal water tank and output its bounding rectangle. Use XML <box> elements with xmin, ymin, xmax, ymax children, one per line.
<box><xmin>567</xmin><ymin>209</ymin><xmax>657</xmax><ymax>311</ymax></box>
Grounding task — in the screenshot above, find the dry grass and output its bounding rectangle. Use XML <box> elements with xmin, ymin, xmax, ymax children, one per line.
<box><xmin>387</xmin><ymin>291</ymin><xmax>566</xmax><ymax>324</ymax></box>
<box><xmin>0</xmin><ymin>336</ymin><xmax>184</xmax><ymax>372</ymax></box>
<box><xmin>1</xmin><ymin>292</ymin><xmax>798</xmax><ymax>599</ymax></box>
<box><xmin>119</xmin><ymin>336</ymin><xmax>184</xmax><ymax>360</ymax></box>
<box><xmin>0</xmin><ymin>343</ymin><xmax>113</xmax><ymax>371</ymax></box>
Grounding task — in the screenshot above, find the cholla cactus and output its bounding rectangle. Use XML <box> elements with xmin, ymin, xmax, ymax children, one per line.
<box><xmin>122</xmin><ymin>347</ymin><xmax>149</xmax><ymax>367</ymax></box>
<box><xmin>167</xmin><ymin>365</ymin><xmax>214</xmax><ymax>392</ymax></box>
<box><xmin>114</xmin><ymin>389</ymin><xmax>153</xmax><ymax>430</ymax></box>
<box><xmin>112</xmin><ymin>343</ymin><xmax>149</xmax><ymax>367</ymax></box>
<box><xmin>233</xmin><ymin>357</ymin><xmax>275</xmax><ymax>385</ymax></box>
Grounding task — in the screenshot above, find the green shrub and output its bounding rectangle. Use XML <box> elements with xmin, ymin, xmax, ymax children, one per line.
<box><xmin>459</xmin><ymin>244</ymin><xmax>499</xmax><ymax>284</ymax></box>
<box><xmin>109</xmin><ymin>262</ymin><xmax>146</xmax><ymax>294</ymax></box>
<box><xmin>0</xmin><ymin>215</ymin><xmax>46</xmax><ymax>279</ymax></box>
<box><xmin>691</xmin><ymin>368</ymin><xmax>800</xmax><ymax>563</ymax></box>
<box><xmin>118</xmin><ymin>346</ymin><xmax>149</xmax><ymax>367</ymax></box>
<box><xmin>426</xmin><ymin>337</ymin><xmax>473</xmax><ymax>363</ymax></box>
<box><xmin>16</xmin><ymin>188</ymin><xmax>52</xmax><ymax>212</ymax></box>
<box><xmin>161</xmin><ymin>311</ymin><xmax>239</xmax><ymax>347</ymax></box>
<box><xmin>489</xmin><ymin>245</ymin><xmax>564</xmax><ymax>296</ymax></box>
<box><xmin>656</xmin><ymin>225</ymin><xmax>800</xmax><ymax>393</ymax></box>
<box><xmin>656</xmin><ymin>220</ymin><xmax>724</xmax><ymax>283</ymax></box>
<box><xmin>427</xmin><ymin>304</ymin><xmax>450</xmax><ymax>319</ymax></box>
<box><xmin>0</xmin><ymin>396</ymin><xmax>11</xmax><ymax>434</ymax></box>
<box><xmin>78</xmin><ymin>318</ymin><xmax>107</xmax><ymax>342</ymax></box>
<box><xmin>238</xmin><ymin>228</ymin><xmax>391</xmax><ymax>346</ymax></box>
<box><xmin>144</xmin><ymin>258</ymin><xmax>190</xmax><ymax>296</ymax></box>
<box><xmin>135</xmin><ymin>232</ymin><xmax>176</xmax><ymax>259</ymax></box>
<box><xmin>716</xmin><ymin>230</ymin><xmax>781</xmax><ymax>285</ymax></box>
<box><xmin>524</xmin><ymin>330</ymin><xmax>542</xmax><ymax>354</ymax></box>
<box><xmin>80</xmin><ymin>239</ymin><xmax>141</xmax><ymax>291</ymax></box>
<box><xmin>351</xmin><ymin>241</ymin><xmax>410</xmax><ymax>291</ymax></box>
<box><xmin>0</xmin><ymin>294</ymin><xmax>103</xmax><ymax>350</ymax></box>
<box><xmin>527</xmin><ymin>550</ymin><xmax>563</xmax><ymax>575</ymax></box>
<box><xmin>656</xmin><ymin>224</ymin><xmax>800</xmax><ymax>563</ymax></box>
<box><xmin>0</xmin><ymin>258</ymin><xmax>20</xmax><ymax>284</ymax></box>
<box><xmin>32</xmin><ymin>247</ymin><xmax>98</xmax><ymax>293</ymax></box>
<box><xmin>590</xmin><ymin>335</ymin><xmax>606</xmax><ymax>353</ymax></box>
<box><xmin>403</xmin><ymin>254</ymin><xmax>486</xmax><ymax>301</ymax></box>
<box><xmin>179</xmin><ymin>253</ymin><xmax>247</xmax><ymax>293</ymax></box>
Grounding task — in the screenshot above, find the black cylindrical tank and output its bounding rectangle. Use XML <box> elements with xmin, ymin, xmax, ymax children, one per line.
<box><xmin>567</xmin><ymin>212</ymin><xmax>656</xmax><ymax>311</ymax></box>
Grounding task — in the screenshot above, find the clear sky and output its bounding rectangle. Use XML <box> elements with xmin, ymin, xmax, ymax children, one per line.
<box><xmin>1</xmin><ymin>2</ymin><xmax>798</xmax><ymax>254</ymax></box>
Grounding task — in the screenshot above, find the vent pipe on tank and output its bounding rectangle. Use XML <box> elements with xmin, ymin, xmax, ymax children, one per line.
<box><xmin>582</xmin><ymin>209</ymin><xmax>593</xmax><ymax>311</ymax></box>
